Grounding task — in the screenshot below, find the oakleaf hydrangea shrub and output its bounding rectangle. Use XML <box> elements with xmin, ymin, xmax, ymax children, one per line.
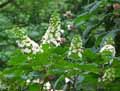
<box><xmin>0</xmin><ymin>0</ymin><xmax>120</xmax><ymax>91</ymax></box>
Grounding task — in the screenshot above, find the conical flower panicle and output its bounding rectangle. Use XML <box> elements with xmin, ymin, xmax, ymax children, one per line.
<box><xmin>41</xmin><ymin>13</ymin><xmax>64</xmax><ymax>47</ymax></box>
<box><xmin>98</xmin><ymin>68</ymin><xmax>115</xmax><ymax>82</ymax></box>
<box><xmin>7</xmin><ymin>27</ymin><xmax>41</xmax><ymax>54</ymax></box>
<box><xmin>49</xmin><ymin>13</ymin><xmax>61</xmax><ymax>33</ymax></box>
<box><xmin>102</xmin><ymin>68</ymin><xmax>115</xmax><ymax>82</ymax></box>
<box><xmin>100</xmin><ymin>35</ymin><xmax>115</xmax><ymax>61</ymax></box>
<box><xmin>68</xmin><ymin>34</ymin><xmax>83</xmax><ymax>59</ymax></box>
<box><xmin>16</xmin><ymin>36</ymin><xmax>41</xmax><ymax>54</ymax></box>
<box><xmin>99</xmin><ymin>36</ymin><xmax>116</xmax><ymax>82</ymax></box>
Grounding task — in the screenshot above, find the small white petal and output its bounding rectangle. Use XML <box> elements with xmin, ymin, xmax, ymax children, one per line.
<box><xmin>23</xmin><ymin>48</ymin><xmax>31</xmax><ymax>53</ymax></box>
<box><xmin>65</xmin><ymin>77</ymin><xmax>71</xmax><ymax>83</ymax></box>
<box><xmin>26</xmin><ymin>79</ymin><xmax>31</xmax><ymax>83</ymax></box>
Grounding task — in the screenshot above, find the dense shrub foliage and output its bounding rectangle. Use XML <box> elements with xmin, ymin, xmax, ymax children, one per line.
<box><xmin>0</xmin><ymin>0</ymin><xmax>120</xmax><ymax>91</ymax></box>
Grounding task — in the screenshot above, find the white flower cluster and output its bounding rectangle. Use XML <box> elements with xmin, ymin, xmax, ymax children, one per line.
<box><xmin>6</xmin><ymin>27</ymin><xmax>42</xmax><ymax>54</ymax></box>
<box><xmin>100</xmin><ymin>44</ymin><xmax>116</xmax><ymax>57</ymax></box>
<box><xmin>100</xmin><ymin>44</ymin><xmax>115</xmax><ymax>65</ymax></box>
<box><xmin>98</xmin><ymin>36</ymin><xmax>116</xmax><ymax>82</ymax></box>
<box><xmin>26</xmin><ymin>79</ymin><xmax>51</xmax><ymax>90</ymax></box>
<box><xmin>99</xmin><ymin>68</ymin><xmax>115</xmax><ymax>82</ymax></box>
<box><xmin>43</xmin><ymin>82</ymin><xmax>51</xmax><ymax>90</ymax></box>
<box><xmin>100</xmin><ymin>35</ymin><xmax>115</xmax><ymax>64</ymax></box>
<box><xmin>68</xmin><ymin>35</ymin><xmax>83</xmax><ymax>59</ymax></box>
<box><xmin>41</xmin><ymin>13</ymin><xmax>64</xmax><ymax>47</ymax></box>
<box><xmin>16</xmin><ymin>36</ymin><xmax>42</xmax><ymax>54</ymax></box>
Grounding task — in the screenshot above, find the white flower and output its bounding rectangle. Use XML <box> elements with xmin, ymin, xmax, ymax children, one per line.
<box><xmin>44</xmin><ymin>82</ymin><xmax>51</xmax><ymax>90</ymax></box>
<box><xmin>65</xmin><ymin>77</ymin><xmax>71</xmax><ymax>83</ymax></box>
<box><xmin>100</xmin><ymin>44</ymin><xmax>115</xmax><ymax>57</ymax></box>
<box><xmin>32</xmin><ymin>47</ymin><xmax>40</xmax><ymax>54</ymax></box>
<box><xmin>63</xmin><ymin>11</ymin><xmax>73</xmax><ymax>19</ymax></box>
<box><xmin>67</xmin><ymin>24</ymin><xmax>75</xmax><ymax>30</ymax></box>
<box><xmin>67</xmin><ymin>24</ymin><xmax>71</xmax><ymax>30</ymax></box>
<box><xmin>16</xmin><ymin>40</ymin><xmax>24</xmax><ymax>48</ymax></box>
<box><xmin>101</xmin><ymin>68</ymin><xmax>115</xmax><ymax>82</ymax></box>
<box><xmin>100</xmin><ymin>44</ymin><xmax>115</xmax><ymax>65</ymax></box>
<box><xmin>78</xmin><ymin>52</ymin><xmax>82</xmax><ymax>58</ymax></box>
<box><xmin>26</xmin><ymin>79</ymin><xmax>31</xmax><ymax>84</ymax></box>
<box><xmin>55</xmin><ymin>32</ymin><xmax>61</xmax><ymax>38</ymax></box>
<box><xmin>40</xmin><ymin>13</ymin><xmax>64</xmax><ymax>47</ymax></box>
<box><xmin>22</xmin><ymin>48</ymin><xmax>31</xmax><ymax>54</ymax></box>
<box><xmin>17</xmin><ymin>36</ymin><xmax>41</xmax><ymax>54</ymax></box>
<box><xmin>60</xmin><ymin>29</ymin><xmax>64</xmax><ymax>33</ymax></box>
<box><xmin>32</xmin><ymin>79</ymin><xmax>40</xmax><ymax>83</ymax></box>
<box><xmin>68</xmin><ymin>35</ymin><xmax>83</xmax><ymax>59</ymax></box>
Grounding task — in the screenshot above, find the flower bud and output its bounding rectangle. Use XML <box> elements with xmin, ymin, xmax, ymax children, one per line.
<box><xmin>67</xmin><ymin>24</ymin><xmax>76</xmax><ymax>30</ymax></box>
<box><xmin>113</xmin><ymin>3</ymin><xmax>120</xmax><ymax>10</ymax></box>
<box><xmin>63</xmin><ymin>11</ymin><xmax>74</xmax><ymax>19</ymax></box>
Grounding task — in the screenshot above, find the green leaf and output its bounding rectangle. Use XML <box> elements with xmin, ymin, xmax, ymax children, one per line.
<box><xmin>29</xmin><ymin>84</ymin><xmax>41</xmax><ymax>91</ymax></box>
<box><xmin>74</xmin><ymin>12</ymin><xmax>92</xmax><ymax>24</ymax></box>
<box><xmin>8</xmin><ymin>50</ymin><xmax>27</xmax><ymax>66</ymax></box>
<box><xmin>83</xmin><ymin>49</ymin><xmax>96</xmax><ymax>62</ymax></box>
<box><xmin>77</xmin><ymin>64</ymin><xmax>99</xmax><ymax>74</ymax></box>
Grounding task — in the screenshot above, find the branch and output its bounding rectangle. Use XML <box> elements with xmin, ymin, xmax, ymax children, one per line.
<box><xmin>0</xmin><ymin>0</ymin><xmax>14</xmax><ymax>8</ymax></box>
